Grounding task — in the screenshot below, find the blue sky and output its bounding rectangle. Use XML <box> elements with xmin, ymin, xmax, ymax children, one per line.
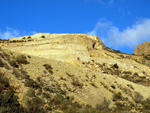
<box><xmin>0</xmin><ymin>0</ymin><xmax>150</xmax><ymax>54</ymax></box>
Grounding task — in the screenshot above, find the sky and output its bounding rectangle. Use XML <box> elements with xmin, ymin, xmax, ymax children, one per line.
<box><xmin>0</xmin><ymin>0</ymin><xmax>150</xmax><ymax>54</ymax></box>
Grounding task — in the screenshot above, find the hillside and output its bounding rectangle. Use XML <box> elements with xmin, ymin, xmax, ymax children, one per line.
<box><xmin>0</xmin><ymin>33</ymin><xmax>150</xmax><ymax>113</ymax></box>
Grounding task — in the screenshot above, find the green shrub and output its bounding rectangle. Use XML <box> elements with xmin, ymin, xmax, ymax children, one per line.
<box><xmin>24</xmin><ymin>79</ymin><xmax>35</xmax><ymax>88</ymax></box>
<box><xmin>22</xmin><ymin>37</ymin><xmax>26</xmax><ymax>39</ymax></box>
<box><xmin>16</xmin><ymin>54</ymin><xmax>28</xmax><ymax>64</ymax></box>
<box><xmin>44</xmin><ymin>87</ymin><xmax>52</xmax><ymax>92</ymax></box>
<box><xmin>142</xmin><ymin>102</ymin><xmax>150</xmax><ymax>110</ymax></box>
<box><xmin>26</xmin><ymin>88</ymin><xmax>35</xmax><ymax>97</ymax></box>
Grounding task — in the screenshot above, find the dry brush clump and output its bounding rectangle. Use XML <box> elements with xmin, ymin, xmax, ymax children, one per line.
<box><xmin>71</xmin><ymin>78</ymin><xmax>83</xmax><ymax>89</ymax></box>
<box><xmin>96</xmin><ymin>97</ymin><xmax>110</xmax><ymax>112</ymax></box>
<box><xmin>16</xmin><ymin>54</ymin><xmax>28</xmax><ymax>64</ymax></box>
<box><xmin>0</xmin><ymin>70</ymin><xmax>25</xmax><ymax>112</ymax></box>
<box><xmin>43</xmin><ymin>64</ymin><xmax>53</xmax><ymax>74</ymax></box>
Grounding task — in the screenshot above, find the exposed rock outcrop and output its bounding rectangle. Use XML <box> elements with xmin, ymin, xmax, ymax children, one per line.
<box><xmin>134</xmin><ymin>41</ymin><xmax>150</xmax><ymax>56</ymax></box>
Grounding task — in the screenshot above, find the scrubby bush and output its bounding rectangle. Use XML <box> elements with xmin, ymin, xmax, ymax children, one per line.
<box><xmin>144</xmin><ymin>55</ymin><xmax>150</xmax><ymax>60</ymax></box>
<box><xmin>42</xmin><ymin>92</ymin><xmax>50</xmax><ymax>98</ymax></box>
<box><xmin>43</xmin><ymin>64</ymin><xmax>53</xmax><ymax>74</ymax></box>
<box><xmin>24</xmin><ymin>79</ymin><xmax>40</xmax><ymax>89</ymax></box>
<box><xmin>0</xmin><ymin>74</ymin><xmax>9</xmax><ymax>88</ymax></box>
<box><xmin>12</xmin><ymin>69</ymin><xmax>21</xmax><ymax>78</ymax></box>
<box><xmin>27</xmin><ymin>36</ymin><xmax>31</xmax><ymax>39</ymax></box>
<box><xmin>113</xmin><ymin>92</ymin><xmax>123</xmax><ymax>101</ymax></box>
<box><xmin>3</xmin><ymin>62</ymin><xmax>11</xmax><ymax>70</ymax></box>
<box><xmin>41</xmin><ymin>35</ymin><xmax>45</xmax><ymax>38</ymax></box>
<box><xmin>72</xmin><ymin>78</ymin><xmax>83</xmax><ymax>88</ymax></box>
<box><xmin>96</xmin><ymin>97</ymin><xmax>110</xmax><ymax>111</ymax></box>
<box><xmin>26</xmin><ymin>97</ymin><xmax>45</xmax><ymax>113</ymax></box>
<box><xmin>16</xmin><ymin>54</ymin><xmax>28</xmax><ymax>64</ymax></box>
<box><xmin>90</xmin><ymin>82</ymin><xmax>98</xmax><ymax>88</ymax></box>
<box><xmin>8</xmin><ymin>59</ymin><xmax>18</xmax><ymax>67</ymax></box>
<box><xmin>111</xmin><ymin>85</ymin><xmax>116</xmax><ymax>89</ymax></box>
<box><xmin>0</xmin><ymin>91</ymin><xmax>24</xmax><ymax>112</ymax></box>
<box><xmin>24</xmin><ymin>79</ymin><xmax>35</xmax><ymax>88</ymax></box>
<box><xmin>0</xmin><ymin>59</ymin><xmax>4</xmax><ymax>67</ymax></box>
<box><xmin>0</xmin><ymin>73</ymin><xmax>25</xmax><ymax>112</ymax></box>
<box><xmin>133</xmin><ymin>92</ymin><xmax>143</xmax><ymax>103</ymax></box>
<box><xmin>26</xmin><ymin>88</ymin><xmax>36</xmax><ymax>98</ymax></box>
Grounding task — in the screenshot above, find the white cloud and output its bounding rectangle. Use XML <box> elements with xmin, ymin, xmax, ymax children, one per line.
<box><xmin>87</xmin><ymin>18</ymin><xmax>150</xmax><ymax>49</ymax></box>
<box><xmin>87</xmin><ymin>18</ymin><xmax>112</xmax><ymax>36</ymax></box>
<box><xmin>0</xmin><ymin>27</ymin><xmax>20</xmax><ymax>39</ymax></box>
<box><xmin>0</xmin><ymin>27</ymin><xmax>37</xmax><ymax>39</ymax></box>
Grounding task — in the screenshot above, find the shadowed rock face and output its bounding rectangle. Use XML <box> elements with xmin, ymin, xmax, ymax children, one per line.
<box><xmin>134</xmin><ymin>41</ymin><xmax>150</xmax><ymax>56</ymax></box>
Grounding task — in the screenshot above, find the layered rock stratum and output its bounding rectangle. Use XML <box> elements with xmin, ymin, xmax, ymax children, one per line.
<box><xmin>0</xmin><ymin>33</ymin><xmax>150</xmax><ymax>112</ymax></box>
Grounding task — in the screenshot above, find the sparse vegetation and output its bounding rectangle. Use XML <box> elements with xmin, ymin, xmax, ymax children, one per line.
<box><xmin>143</xmin><ymin>54</ymin><xmax>150</xmax><ymax>60</ymax></box>
<box><xmin>111</xmin><ymin>85</ymin><xmax>116</xmax><ymax>89</ymax></box>
<box><xmin>26</xmin><ymin>97</ymin><xmax>45</xmax><ymax>113</ymax></box>
<box><xmin>96</xmin><ymin>97</ymin><xmax>110</xmax><ymax>112</ymax></box>
<box><xmin>24</xmin><ymin>79</ymin><xmax>35</xmax><ymax>88</ymax></box>
<box><xmin>71</xmin><ymin>78</ymin><xmax>83</xmax><ymax>89</ymax></box>
<box><xmin>16</xmin><ymin>54</ymin><xmax>28</xmax><ymax>64</ymax></box>
<box><xmin>113</xmin><ymin>92</ymin><xmax>123</xmax><ymax>101</ymax></box>
<box><xmin>26</xmin><ymin>88</ymin><xmax>36</xmax><ymax>97</ymax></box>
<box><xmin>12</xmin><ymin>69</ymin><xmax>21</xmax><ymax>78</ymax></box>
<box><xmin>0</xmin><ymin>70</ymin><xmax>25</xmax><ymax>112</ymax></box>
<box><xmin>0</xmin><ymin>59</ymin><xmax>4</xmax><ymax>67</ymax></box>
<box><xmin>41</xmin><ymin>35</ymin><xmax>46</xmax><ymax>38</ymax></box>
<box><xmin>133</xmin><ymin>92</ymin><xmax>143</xmax><ymax>103</ymax></box>
<box><xmin>27</xmin><ymin>36</ymin><xmax>31</xmax><ymax>39</ymax></box>
<box><xmin>90</xmin><ymin>82</ymin><xmax>98</xmax><ymax>88</ymax></box>
<box><xmin>43</xmin><ymin>64</ymin><xmax>53</xmax><ymax>74</ymax></box>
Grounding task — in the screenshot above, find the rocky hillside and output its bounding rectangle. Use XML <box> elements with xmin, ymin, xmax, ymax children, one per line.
<box><xmin>0</xmin><ymin>33</ymin><xmax>150</xmax><ymax>113</ymax></box>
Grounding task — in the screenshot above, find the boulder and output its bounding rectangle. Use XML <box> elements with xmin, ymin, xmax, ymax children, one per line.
<box><xmin>134</xmin><ymin>41</ymin><xmax>150</xmax><ymax>56</ymax></box>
